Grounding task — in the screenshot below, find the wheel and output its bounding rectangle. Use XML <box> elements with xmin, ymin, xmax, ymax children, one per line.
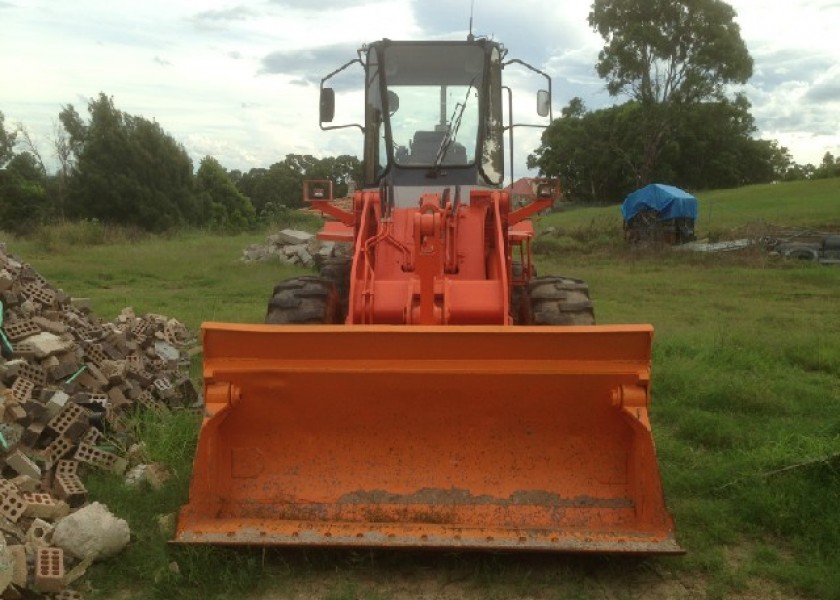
<box><xmin>782</xmin><ymin>245</ymin><xmax>819</xmax><ymax>262</ymax></box>
<box><xmin>318</xmin><ymin>257</ymin><xmax>352</xmax><ymax>322</ymax></box>
<box><xmin>510</xmin><ymin>261</ymin><xmax>536</xmax><ymax>325</ymax></box>
<box><xmin>265</xmin><ymin>276</ymin><xmax>339</xmax><ymax>324</ymax></box>
<box><xmin>526</xmin><ymin>276</ymin><xmax>596</xmax><ymax>325</ymax></box>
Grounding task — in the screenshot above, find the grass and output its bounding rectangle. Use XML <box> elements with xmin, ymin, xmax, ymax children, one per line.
<box><xmin>1</xmin><ymin>178</ymin><xmax>839</xmax><ymax>599</ymax></box>
<box><xmin>540</xmin><ymin>177</ymin><xmax>840</xmax><ymax>238</ymax></box>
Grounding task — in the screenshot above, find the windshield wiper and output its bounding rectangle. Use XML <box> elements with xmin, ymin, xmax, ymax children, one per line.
<box><xmin>427</xmin><ymin>80</ymin><xmax>476</xmax><ymax>178</ymax></box>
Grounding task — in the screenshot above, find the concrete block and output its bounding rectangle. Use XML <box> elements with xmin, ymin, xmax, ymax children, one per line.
<box><xmin>4</xmin><ymin>403</ymin><xmax>28</xmax><ymax>425</ymax></box>
<box><xmin>102</xmin><ymin>360</ymin><xmax>126</xmax><ymax>386</ymax></box>
<box><xmin>136</xmin><ymin>391</ymin><xmax>169</xmax><ymax>415</ymax></box>
<box><xmin>81</xmin><ymin>427</ymin><xmax>102</xmax><ymax>447</ymax></box>
<box><xmin>0</xmin><ymin>488</ymin><xmax>25</xmax><ymax>522</ymax></box>
<box><xmin>21</xmin><ymin>421</ymin><xmax>46</xmax><ymax>447</ymax></box>
<box><xmin>9</xmin><ymin>378</ymin><xmax>35</xmax><ymax>404</ymax></box>
<box><xmin>83</xmin><ymin>343</ymin><xmax>108</xmax><ymax>366</ymax></box>
<box><xmin>22</xmin><ymin>281</ymin><xmax>57</xmax><ymax>308</ymax></box>
<box><xmin>53</xmin><ymin>474</ymin><xmax>86</xmax><ymax>507</ymax></box>
<box><xmin>125</xmin><ymin>463</ymin><xmax>171</xmax><ymax>490</ymax></box>
<box><xmin>34</xmin><ymin>546</ymin><xmax>65</xmax><ymax>593</ymax></box>
<box><xmin>23</xmin><ymin>492</ymin><xmax>64</xmax><ymax>520</ymax></box>
<box><xmin>48</xmin><ymin>360</ymin><xmax>81</xmax><ymax>381</ymax></box>
<box><xmin>0</xmin><ymin>269</ymin><xmax>12</xmax><ymax>293</ymax></box>
<box><xmin>46</xmin><ymin>436</ymin><xmax>75</xmax><ymax>464</ymax></box>
<box><xmin>40</xmin><ymin>354</ymin><xmax>61</xmax><ymax>371</ymax></box>
<box><xmin>73</xmin><ymin>443</ymin><xmax>127</xmax><ymax>475</ymax></box>
<box><xmin>32</xmin><ymin>316</ymin><xmax>68</xmax><ymax>334</ymax></box>
<box><xmin>5</xmin><ymin>449</ymin><xmax>41</xmax><ymax>479</ymax></box>
<box><xmin>55</xmin><ymin>459</ymin><xmax>79</xmax><ymax>477</ymax></box>
<box><xmin>10</xmin><ymin>474</ymin><xmax>40</xmax><ymax>493</ymax></box>
<box><xmin>16</xmin><ymin>361</ymin><xmax>47</xmax><ymax>386</ymax></box>
<box><xmin>3</xmin><ymin>320</ymin><xmax>41</xmax><ymax>342</ymax></box>
<box><xmin>154</xmin><ymin>340</ymin><xmax>179</xmax><ymax>362</ymax></box>
<box><xmin>11</xmin><ymin>340</ymin><xmax>38</xmax><ymax>359</ymax></box>
<box><xmin>277</xmin><ymin>228</ymin><xmax>313</xmax><ymax>245</ymax></box>
<box><xmin>100</xmin><ymin>341</ymin><xmax>123</xmax><ymax>360</ymax></box>
<box><xmin>0</xmin><ymin>478</ymin><xmax>20</xmax><ymax>496</ymax></box>
<box><xmin>7</xmin><ymin>544</ymin><xmax>27</xmax><ymax>587</ymax></box>
<box><xmin>27</xmin><ymin>332</ymin><xmax>76</xmax><ymax>358</ymax></box>
<box><xmin>152</xmin><ymin>377</ymin><xmax>174</xmax><ymax>400</ymax></box>
<box><xmin>27</xmin><ymin>518</ymin><xmax>54</xmax><ymax>546</ymax></box>
<box><xmin>106</xmin><ymin>386</ymin><xmax>130</xmax><ymax>408</ymax></box>
<box><xmin>46</xmin><ymin>390</ymin><xmax>71</xmax><ymax>420</ymax></box>
<box><xmin>47</xmin><ymin>403</ymin><xmax>90</xmax><ymax>439</ymax></box>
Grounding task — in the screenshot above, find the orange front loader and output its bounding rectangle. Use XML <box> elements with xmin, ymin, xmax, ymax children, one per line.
<box><xmin>176</xmin><ymin>38</ymin><xmax>681</xmax><ymax>553</ymax></box>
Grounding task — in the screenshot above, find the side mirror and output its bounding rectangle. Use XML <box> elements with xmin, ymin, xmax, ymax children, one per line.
<box><xmin>537</xmin><ymin>89</ymin><xmax>550</xmax><ymax>118</ymax></box>
<box><xmin>320</xmin><ymin>88</ymin><xmax>335</xmax><ymax>123</ymax></box>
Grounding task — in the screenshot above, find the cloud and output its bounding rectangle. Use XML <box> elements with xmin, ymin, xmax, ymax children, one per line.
<box><xmin>261</xmin><ymin>44</ymin><xmax>362</xmax><ymax>89</ymax></box>
<box><xmin>191</xmin><ymin>5</ymin><xmax>257</xmax><ymax>31</ymax></box>
<box><xmin>410</xmin><ymin>0</ymin><xmax>593</xmax><ymax>66</ymax></box>
<box><xmin>804</xmin><ymin>82</ymin><xmax>840</xmax><ymax>103</ymax></box>
<box><xmin>153</xmin><ymin>55</ymin><xmax>171</xmax><ymax>66</ymax></box>
<box><xmin>0</xmin><ymin>2</ymin><xmax>15</xmax><ymax>8</ymax></box>
<box><xmin>267</xmin><ymin>0</ymin><xmax>348</xmax><ymax>7</ymax></box>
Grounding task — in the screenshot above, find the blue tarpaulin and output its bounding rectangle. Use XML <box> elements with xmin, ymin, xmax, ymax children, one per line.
<box><xmin>621</xmin><ymin>184</ymin><xmax>698</xmax><ymax>222</ymax></box>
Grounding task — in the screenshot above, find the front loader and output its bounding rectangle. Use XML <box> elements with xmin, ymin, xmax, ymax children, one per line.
<box><xmin>176</xmin><ymin>38</ymin><xmax>681</xmax><ymax>553</ymax></box>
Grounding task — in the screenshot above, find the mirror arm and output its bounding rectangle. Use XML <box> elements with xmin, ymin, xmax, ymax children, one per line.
<box><xmin>320</xmin><ymin>57</ymin><xmax>365</xmax><ymax>133</ymax></box>
<box><xmin>502</xmin><ymin>58</ymin><xmax>553</xmax><ymax>121</ymax></box>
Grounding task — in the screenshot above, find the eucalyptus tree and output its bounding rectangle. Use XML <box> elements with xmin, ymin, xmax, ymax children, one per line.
<box><xmin>588</xmin><ymin>0</ymin><xmax>753</xmax><ymax>183</ymax></box>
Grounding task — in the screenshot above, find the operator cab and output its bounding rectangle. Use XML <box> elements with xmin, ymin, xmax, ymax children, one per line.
<box><xmin>319</xmin><ymin>38</ymin><xmax>551</xmax><ymax>207</ymax></box>
<box><xmin>362</xmin><ymin>40</ymin><xmax>505</xmax><ymax>203</ymax></box>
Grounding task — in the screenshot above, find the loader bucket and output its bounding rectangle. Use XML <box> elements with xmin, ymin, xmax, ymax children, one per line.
<box><xmin>176</xmin><ymin>323</ymin><xmax>682</xmax><ymax>553</ymax></box>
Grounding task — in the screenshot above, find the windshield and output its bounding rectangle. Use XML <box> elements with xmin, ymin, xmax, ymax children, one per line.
<box><xmin>376</xmin><ymin>44</ymin><xmax>484</xmax><ymax>168</ymax></box>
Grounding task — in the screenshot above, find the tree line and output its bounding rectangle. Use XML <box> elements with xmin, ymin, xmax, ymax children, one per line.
<box><xmin>0</xmin><ymin>94</ymin><xmax>361</xmax><ymax>235</ymax></box>
<box><xmin>529</xmin><ymin>0</ymin><xmax>840</xmax><ymax>203</ymax></box>
<box><xmin>4</xmin><ymin>0</ymin><xmax>839</xmax><ymax>226</ymax></box>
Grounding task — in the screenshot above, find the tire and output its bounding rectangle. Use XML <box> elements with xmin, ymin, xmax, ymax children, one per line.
<box><xmin>526</xmin><ymin>276</ymin><xmax>596</xmax><ymax>325</ymax></box>
<box><xmin>265</xmin><ymin>276</ymin><xmax>339</xmax><ymax>324</ymax></box>
<box><xmin>783</xmin><ymin>245</ymin><xmax>819</xmax><ymax>262</ymax></box>
<box><xmin>510</xmin><ymin>261</ymin><xmax>535</xmax><ymax>325</ymax></box>
<box><xmin>318</xmin><ymin>257</ymin><xmax>352</xmax><ymax>322</ymax></box>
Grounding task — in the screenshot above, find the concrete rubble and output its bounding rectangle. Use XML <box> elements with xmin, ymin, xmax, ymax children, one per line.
<box><xmin>0</xmin><ymin>244</ymin><xmax>197</xmax><ymax>599</ymax></box>
<box><xmin>52</xmin><ymin>503</ymin><xmax>129</xmax><ymax>561</ymax></box>
<box><xmin>241</xmin><ymin>228</ymin><xmax>349</xmax><ymax>266</ymax></box>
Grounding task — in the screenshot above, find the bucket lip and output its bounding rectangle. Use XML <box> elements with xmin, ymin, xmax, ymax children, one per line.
<box><xmin>174</xmin><ymin>515</ymin><xmax>684</xmax><ymax>555</ymax></box>
<box><xmin>202</xmin><ymin>322</ymin><xmax>655</xmax><ymax>334</ymax></box>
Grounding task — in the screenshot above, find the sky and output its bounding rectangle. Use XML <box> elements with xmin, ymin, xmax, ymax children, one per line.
<box><xmin>1</xmin><ymin>0</ymin><xmax>839</xmax><ymax>184</ymax></box>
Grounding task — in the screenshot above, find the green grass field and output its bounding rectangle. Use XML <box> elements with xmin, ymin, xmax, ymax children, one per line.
<box><xmin>2</xmin><ymin>177</ymin><xmax>839</xmax><ymax>599</ymax></box>
<box><xmin>542</xmin><ymin>177</ymin><xmax>840</xmax><ymax>237</ymax></box>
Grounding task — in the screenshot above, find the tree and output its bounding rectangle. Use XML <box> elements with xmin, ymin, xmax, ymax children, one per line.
<box><xmin>0</xmin><ymin>111</ymin><xmax>16</xmax><ymax>167</ymax></box>
<box><xmin>0</xmin><ymin>152</ymin><xmax>50</xmax><ymax>234</ymax></box>
<box><xmin>588</xmin><ymin>0</ymin><xmax>753</xmax><ymax>183</ymax></box>
<box><xmin>529</xmin><ymin>99</ymin><xmax>641</xmax><ymax>202</ymax></box>
<box><xmin>60</xmin><ymin>94</ymin><xmax>196</xmax><ymax>231</ymax></box>
<box><xmin>530</xmin><ymin>95</ymin><xmax>787</xmax><ymax>201</ymax></box>
<box><xmin>194</xmin><ymin>156</ymin><xmax>256</xmax><ymax>231</ymax></box>
<box><xmin>814</xmin><ymin>152</ymin><xmax>840</xmax><ymax>179</ymax></box>
<box><xmin>236</xmin><ymin>154</ymin><xmax>362</xmax><ymax>218</ymax></box>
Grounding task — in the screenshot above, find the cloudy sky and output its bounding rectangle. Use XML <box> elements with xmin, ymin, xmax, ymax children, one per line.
<box><xmin>1</xmin><ymin>0</ymin><xmax>838</xmax><ymax>183</ymax></box>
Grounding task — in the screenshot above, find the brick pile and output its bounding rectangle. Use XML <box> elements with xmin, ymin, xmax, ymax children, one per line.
<box><xmin>0</xmin><ymin>244</ymin><xmax>196</xmax><ymax>599</ymax></box>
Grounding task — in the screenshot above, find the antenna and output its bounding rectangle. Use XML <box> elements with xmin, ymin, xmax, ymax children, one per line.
<box><xmin>467</xmin><ymin>0</ymin><xmax>475</xmax><ymax>41</ymax></box>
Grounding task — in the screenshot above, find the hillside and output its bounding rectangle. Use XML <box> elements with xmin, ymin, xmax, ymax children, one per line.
<box><xmin>540</xmin><ymin>177</ymin><xmax>840</xmax><ymax>235</ymax></box>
